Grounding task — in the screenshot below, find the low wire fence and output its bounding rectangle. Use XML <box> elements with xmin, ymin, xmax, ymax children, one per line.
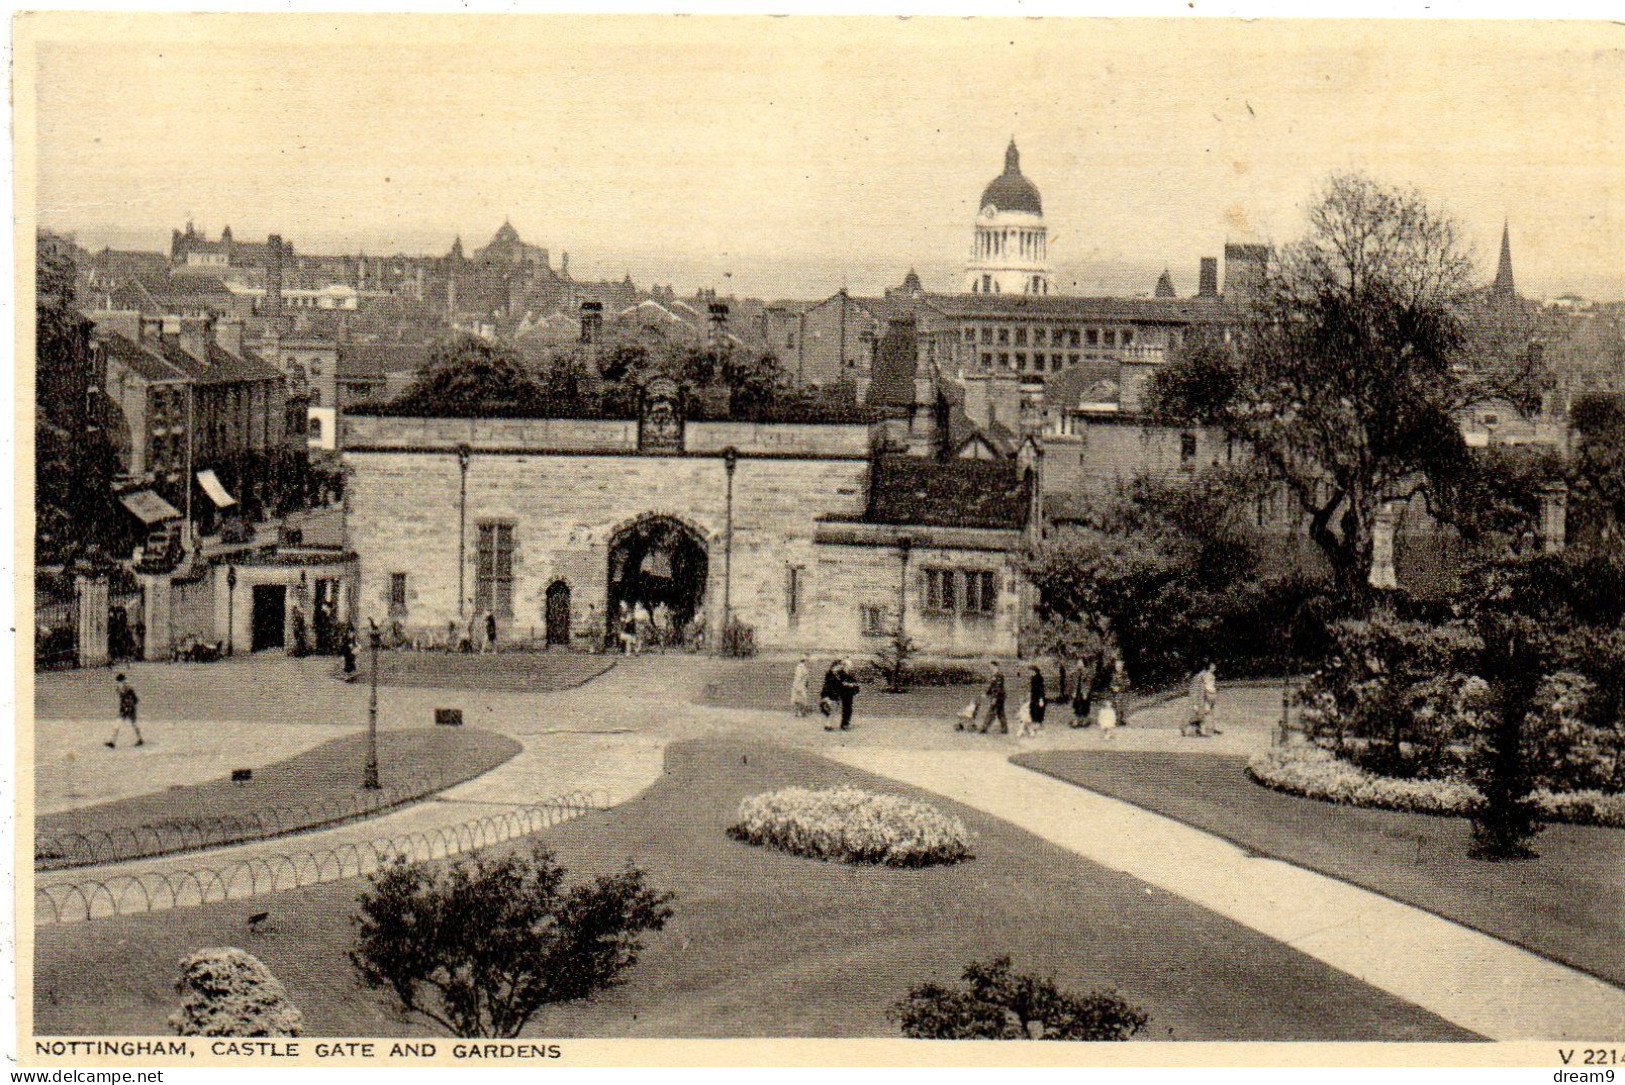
<box><xmin>35</xmin><ymin>789</ymin><xmax>606</xmax><ymax>926</ymax></box>
<box><xmin>36</xmin><ymin>771</ymin><xmax>475</xmax><ymax>871</ymax></box>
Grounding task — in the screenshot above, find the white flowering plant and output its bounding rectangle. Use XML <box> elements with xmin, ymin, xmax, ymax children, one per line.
<box><xmin>729</xmin><ymin>786</ymin><xmax>974</xmax><ymax>867</ymax></box>
<box><xmin>1248</xmin><ymin>744</ymin><xmax>1625</xmax><ymax>827</ymax></box>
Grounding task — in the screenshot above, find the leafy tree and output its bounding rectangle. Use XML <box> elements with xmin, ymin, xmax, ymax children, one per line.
<box><xmin>394</xmin><ymin>335</ymin><xmax>546</xmax><ymax>416</ymax></box>
<box><xmin>1429</xmin><ymin>444</ymin><xmax>1564</xmax><ymax>546</ymax></box>
<box><xmin>889</xmin><ymin>957</ymin><xmax>1147</xmax><ymax>1041</ymax></box>
<box><xmin>874</xmin><ymin>621</ymin><xmax>918</xmax><ymax>693</ymax></box>
<box><xmin>1149</xmin><ymin>173</ymin><xmax>1535</xmax><ymax>610</ymax></box>
<box><xmin>35</xmin><ymin>234</ymin><xmax>122</xmax><ymax>566</ymax></box>
<box><xmin>719</xmin><ymin>350</ymin><xmax>791</xmax><ymax>414</ymax></box>
<box><xmin>1570</xmin><ymin>392</ymin><xmax>1625</xmax><ymax>542</ymax></box>
<box><xmin>1021</xmin><ymin>468</ymin><xmax>1283</xmax><ymax>686</ymax></box>
<box><xmin>350</xmin><ymin>843</ymin><xmax>673</xmax><ymax>1038</ymax></box>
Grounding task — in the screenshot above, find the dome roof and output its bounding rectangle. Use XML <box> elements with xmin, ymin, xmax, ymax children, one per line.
<box><xmin>980</xmin><ymin>140</ymin><xmax>1042</xmax><ymax>215</ymax></box>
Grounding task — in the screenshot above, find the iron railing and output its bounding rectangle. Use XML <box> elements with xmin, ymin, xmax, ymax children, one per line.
<box><xmin>35</xmin><ymin>789</ymin><xmax>606</xmax><ymax>925</ymax></box>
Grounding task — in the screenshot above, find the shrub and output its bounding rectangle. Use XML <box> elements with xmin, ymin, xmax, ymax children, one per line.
<box><xmin>350</xmin><ymin>842</ymin><xmax>673</xmax><ymax>1037</ymax></box>
<box><xmin>1296</xmin><ymin>614</ymin><xmax>1484</xmax><ymax>778</ymax></box>
<box><xmin>889</xmin><ymin>957</ymin><xmax>1147</xmax><ymax>1041</ymax></box>
<box><xmin>1247</xmin><ymin>745</ymin><xmax>1625</xmax><ymax>828</ymax></box>
<box><xmin>169</xmin><ymin>948</ymin><xmax>305</xmax><ymax>1037</ymax></box>
<box><xmin>1525</xmin><ymin>671</ymin><xmax>1620</xmax><ymax>793</ymax></box>
<box><xmin>729</xmin><ymin>786</ymin><xmax>973</xmax><ymax>867</ymax></box>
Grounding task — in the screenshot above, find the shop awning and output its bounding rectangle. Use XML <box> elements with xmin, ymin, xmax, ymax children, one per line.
<box><xmin>197</xmin><ymin>469</ymin><xmax>237</xmax><ymax>509</ymax></box>
<box><xmin>119</xmin><ymin>489</ymin><xmax>181</xmax><ymax>525</ymax></box>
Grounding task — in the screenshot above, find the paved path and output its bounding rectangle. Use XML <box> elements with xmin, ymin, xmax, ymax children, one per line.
<box><xmin>35</xmin><ymin>729</ymin><xmax>668</xmax><ymax>922</ymax></box>
<box><xmin>823</xmin><ymin>746</ymin><xmax>1625</xmax><ymax>1041</ymax></box>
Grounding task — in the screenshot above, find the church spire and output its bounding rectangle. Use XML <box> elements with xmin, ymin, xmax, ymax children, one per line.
<box><xmin>1493</xmin><ymin>220</ymin><xmax>1516</xmax><ymax>299</ymax></box>
<box><xmin>1154</xmin><ymin>268</ymin><xmax>1176</xmax><ymax>298</ymax></box>
<box><xmin>1005</xmin><ymin>137</ymin><xmax>1020</xmax><ymax>174</ymax></box>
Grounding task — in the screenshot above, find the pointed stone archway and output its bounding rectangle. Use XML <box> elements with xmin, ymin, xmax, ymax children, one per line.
<box><xmin>607</xmin><ymin>514</ymin><xmax>710</xmax><ymax>649</ymax></box>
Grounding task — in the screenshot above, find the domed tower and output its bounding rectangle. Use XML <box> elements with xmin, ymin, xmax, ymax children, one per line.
<box><xmin>965</xmin><ymin>139</ymin><xmax>1051</xmax><ymax>296</ymax></box>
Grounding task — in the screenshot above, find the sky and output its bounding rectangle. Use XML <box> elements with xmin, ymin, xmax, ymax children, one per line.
<box><xmin>20</xmin><ymin>15</ymin><xmax>1625</xmax><ymax>300</ymax></box>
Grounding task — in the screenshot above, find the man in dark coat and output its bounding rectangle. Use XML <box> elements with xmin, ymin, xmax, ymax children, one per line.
<box><xmin>980</xmin><ymin>663</ymin><xmax>1008</xmax><ymax>734</ymax></box>
<box><xmin>106</xmin><ymin>673</ymin><xmax>144</xmax><ymax>748</ymax></box>
<box><xmin>833</xmin><ymin>658</ymin><xmax>861</xmax><ymax>731</ymax></box>
<box><xmin>1029</xmin><ymin>665</ymin><xmax>1047</xmax><ymax>729</ymax></box>
<box><xmin>340</xmin><ymin>624</ymin><xmax>358</xmax><ymax>678</ymax></box>
<box><xmin>820</xmin><ymin>662</ymin><xmax>843</xmax><ymax>731</ymax></box>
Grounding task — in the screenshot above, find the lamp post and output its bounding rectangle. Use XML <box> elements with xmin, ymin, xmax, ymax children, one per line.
<box><xmin>896</xmin><ymin>535</ymin><xmax>913</xmax><ymax>635</ymax></box>
<box><xmin>226</xmin><ymin>565</ymin><xmax>237</xmax><ymax>656</ymax></box>
<box><xmin>364</xmin><ymin>618</ymin><xmax>381</xmax><ymax>790</ymax></box>
<box><xmin>456</xmin><ymin>444</ymin><xmax>471</xmax><ymax>616</ymax></box>
<box><xmin>721</xmin><ymin>446</ymin><xmax>738</xmax><ymax>640</ymax></box>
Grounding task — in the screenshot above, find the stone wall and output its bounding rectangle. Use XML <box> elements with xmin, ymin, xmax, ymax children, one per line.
<box><xmin>346</xmin><ymin>448</ymin><xmax>875</xmax><ymax>648</ymax></box>
<box><xmin>804</xmin><ymin>539</ymin><xmax>1021</xmax><ymax>657</ymax></box>
<box><xmin>344</xmin><ymin>413</ymin><xmax>874</xmax><ymax>459</ymax></box>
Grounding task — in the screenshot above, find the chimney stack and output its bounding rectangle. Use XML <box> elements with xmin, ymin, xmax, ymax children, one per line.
<box><xmin>1223</xmin><ymin>243</ymin><xmax>1271</xmax><ymax>307</ymax></box>
<box><xmin>580</xmin><ymin>300</ymin><xmax>603</xmax><ymax>344</ymax></box>
<box><xmin>707</xmin><ymin>302</ymin><xmax>730</xmax><ymax>347</ymax></box>
<box><xmin>217</xmin><ymin>317</ymin><xmax>245</xmax><ymax>356</ymax></box>
<box><xmin>266</xmin><ymin>234</ymin><xmax>285</xmax><ymax>314</ymax></box>
<box><xmin>1198</xmin><ymin>257</ymin><xmax>1219</xmax><ymax>299</ymax></box>
<box><xmin>177</xmin><ymin>315</ymin><xmax>215</xmax><ymax>364</ymax></box>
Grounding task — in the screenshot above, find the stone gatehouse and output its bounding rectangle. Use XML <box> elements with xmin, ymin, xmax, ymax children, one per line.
<box><xmin>343</xmin><ymin>404</ymin><xmax>1037</xmax><ymax>657</ymax></box>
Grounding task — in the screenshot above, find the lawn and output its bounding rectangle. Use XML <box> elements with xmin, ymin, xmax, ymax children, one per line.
<box><xmin>34</xmin><ymin>738</ymin><xmax>1473</xmax><ymax>1041</ymax></box>
<box><xmin>1015</xmin><ymin>750</ymin><xmax>1625</xmax><ymax>990</ymax></box>
<box><xmin>35</xmin><ymin>728</ymin><xmax>522</xmax><ymax>868</ymax></box>
<box><xmin>354</xmin><ymin>650</ymin><xmax>616</xmax><ymax>693</ymax></box>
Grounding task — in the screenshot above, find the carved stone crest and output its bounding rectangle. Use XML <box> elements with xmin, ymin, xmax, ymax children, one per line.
<box><xmin>638</xmin><ymin>376</ymin><xmax>684</xmax><ymax>454</ymax></box>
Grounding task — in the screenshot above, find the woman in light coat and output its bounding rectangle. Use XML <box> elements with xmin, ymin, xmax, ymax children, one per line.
<box><xmin>790</xmin><ymin>658</ymin><xmax>811</xmax><ymax>717</ymax></box>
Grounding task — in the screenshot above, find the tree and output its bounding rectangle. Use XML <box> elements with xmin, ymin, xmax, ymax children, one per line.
<box><xmin>393</xmin><ymin>335</ymin><xmax>546</xmax><ymax>416</ymax></box>
<box><xmin>874</xmin><ymin>621</ymin><xmax>918</xmax><ymax>693</ymax></box>
<box><xmin>350</xmin><ymin>843</ymin><xmax>673</xmax><ymax>1038</ymax></box>
<box><xmin>1570</xmin><ymin>393</ymin><xmax>1625</xmax><ymax>542</ymax></box>
<box><xmin>719</xmin><ymin>350</ymin><xmax>791</xmax><ymax>414</ymax></box>
<box><xmin>1149</xmin><ymin>173</ymin><xmax>1531</xmax><ymax>610</ymax></box>
<box><xmin>35</xmin><ymin>234</ymin><xmax>122</xmax><ymax>566</ymax></box>
<box><xmin>1020</xmin><ymin>469</ymin><xmax>1275</xmax><ymax>686</ymax></box>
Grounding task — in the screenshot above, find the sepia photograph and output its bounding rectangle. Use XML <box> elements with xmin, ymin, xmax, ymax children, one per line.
<box><xmin>10</xmin><ymin>10</ymin><xmax>1625</xmax><ymax>1069</ymax></box>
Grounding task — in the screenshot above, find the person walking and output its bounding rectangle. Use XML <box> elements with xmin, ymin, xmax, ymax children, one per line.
<box><xmin>836</xmin><ymin>657</ymin><xmax>861</xmax><ymax>731</ymax></box>
<box><xmin>1028</xmin><ymin>664</ymin><xmax>1047</xmax><ymax>732</ymax></box>
<box><xmin>1070</xmin><ymin>652</ymin><xmax>1096</xmax><ymax>728</ymax></box>
<box><xmin>483</xmin><ymin>611</ymin><xmax>498</xmax><ymax>654</ymax></box>
<box><xmin>980</xmin><ymin>662</ymin><xmax>1008</xmax><ymax>734</ymax></box>
<box><xmin>619</xmin><ymin>602</ymin><xmax>638</xmax><ymax>656</ymax></box>
<box><xmin>819</xmin><ymin>660</ymin><xmax>843</xmax><ymax>730</ymax></box>
<box><xmin>106</xmin><ymin>673</ymin><xmax>144</xmax><ymax>748</ymax></box>
<box><xmin>1182</xmin><ymin>661</ymin><xmax>1221</xmax><ymax>737</ymax></box>
<box><xmin>1108</xmin><ymin>656</ymin><xmax>1131</xmax><ymax>727</ymax></box>
<box><xmin>340</xmin><ymin>623</ymin><xmax>358</xmax><ymax>680</ymax></box>
<box><xmin>790</xmin><ymin>657</ymin><xmax>811</xmax><ymax>717</ymax></box>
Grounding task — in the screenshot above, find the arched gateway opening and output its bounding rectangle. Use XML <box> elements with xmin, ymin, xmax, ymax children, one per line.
<box><xmin>607</xmin><ymin>516</ymin><xmax>708</xmax><ymax>648</ymax></box>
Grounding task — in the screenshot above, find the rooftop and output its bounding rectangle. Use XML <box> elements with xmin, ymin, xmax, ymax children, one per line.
<box><xmin>863</xmin><ymin>453</ymin><xmax>1030</xmax><ymax>530</ymax></box>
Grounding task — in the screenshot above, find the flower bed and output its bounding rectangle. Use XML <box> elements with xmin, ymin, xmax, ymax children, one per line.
<box><xmin>728</xmin><ymin>786</ymin><xmax>974</xmax><ymax>867</ymax></box>
<box><xmin>1248</xmin><ymin>745</ymin><xmax>1625</xmax><ymax>828</ymax></box>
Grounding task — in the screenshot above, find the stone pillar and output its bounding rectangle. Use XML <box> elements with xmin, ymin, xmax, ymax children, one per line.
<box><xmin>75</xmin><ymin>576</ymin><xmax>109</xmax><ymax>668</ymax></box>
<box><xmin>141</xmin><ymin>572</ymin><xmax>173</xmax><ymax>661</ymax></box>
<box><xmin>1369</xmin><ymin>504</ymin><xmax>1401</xmax><ymax>591</ymax></box>
<box><xmin>1540</xmin><ymin>483</ymin><xmax>1569</xmax><ymax>554</ymax></box>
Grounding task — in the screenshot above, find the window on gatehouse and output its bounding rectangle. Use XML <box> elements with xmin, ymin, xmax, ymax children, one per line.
<box><xmin>475</xmin><ymin>522</ymin><xmax>515</xmax><ymax>617</ymax></box>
